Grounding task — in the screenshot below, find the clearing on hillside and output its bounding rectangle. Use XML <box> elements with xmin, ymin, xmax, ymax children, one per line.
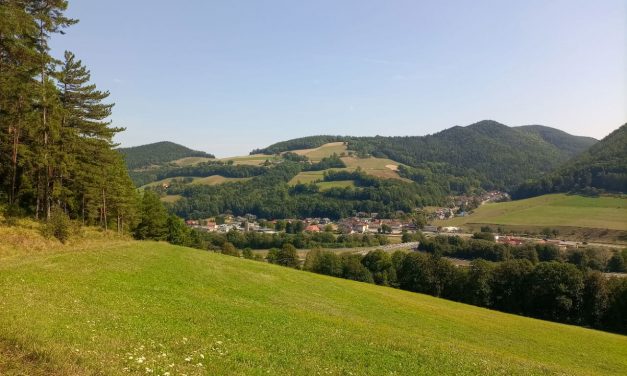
<box><xmin>172</xmin><ymin>156</ymin><xmax>214</xmax><ymax>166</ymax></box>
<box><xmin>0</xmin><ymin>240</ymin><xmax>625</xmax><ymax>375</ymax></box>
<box><xmin>291</xmin><ymin>142</ymin><xmax>347</xmax><ymax>161</ymax></box>
<box><xmin>439</xmin><ymin>194</ymin><xmax>627</xmax><ymax>231</ymax></box>
<box><xmin>141</xmin><ymin>175</ymin><xmax>249</xmax><ymax>189</ymax></box>
<box><xmin>317</xmin><ymin>180</ymin><xmax>355</xmax><ymax>191</ymax></box>
<box><xmin>341</xmin><ymin>156</ymin><xmax>408</xmax><ymax>180</ymax></box>
<box><xmin>220</xmin><ymin>154</ymin><xmax>278</xmax><ymax>166</ymax></box>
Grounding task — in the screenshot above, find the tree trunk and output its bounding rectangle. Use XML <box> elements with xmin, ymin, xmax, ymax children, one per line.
<box><xmin>102</xmin><ymin>188</ymin><xmax>107</xmax><ymax>231</ymax></box>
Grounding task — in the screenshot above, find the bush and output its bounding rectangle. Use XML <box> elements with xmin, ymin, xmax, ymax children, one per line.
<box><xmin>221</xmin><ymin>242</ymin><xmax>240</xmax><ymax>257</ymax></box>
<box><xmin>42</xmin><ymin>207</ymin><xmax>71</xmax><ymax>243</ymax></box>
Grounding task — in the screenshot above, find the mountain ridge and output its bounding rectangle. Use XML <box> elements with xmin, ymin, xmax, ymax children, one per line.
<box><xmin>118</xmin><ymin>141</ymin><xmax>215</xmax><ymax>170</ymax></box>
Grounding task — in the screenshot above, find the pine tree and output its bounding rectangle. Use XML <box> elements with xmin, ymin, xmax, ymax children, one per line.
<box><xmin>0</xmin><ymin>1</ymin><xmax>39</xmax><ymax>206</ymax></box>
<box><xmin>26</xmin><ymin>0</ymin><xmax>77</xmax><ymax>219</ymax></box>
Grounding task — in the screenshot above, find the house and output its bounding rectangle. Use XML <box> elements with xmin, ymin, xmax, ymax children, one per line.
<box><xmin>423</xmin><ymin>225</ymin><xmax>439</xmax><ymax>233</ymax></box>
<box><xmin>305</xmin><ymin>224</ymin><xmax>321</xmax><ymax>232</ymax></box>
<box><xmin>353</xmin><ymin>222</ymin><xmax>369</xmax><ymax>233</ymax></box>
<box><xmin>495</xmin><ymin>236</ymin><xmax>524</xmax><ymax>246</ymax></box>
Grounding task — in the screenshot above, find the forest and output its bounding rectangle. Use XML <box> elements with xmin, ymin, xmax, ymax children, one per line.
<box><xmin>513</xmin><ymin>124</ymin><xmax>627</xmax><ymax>198</ymax></box>
<box><xmin>162</xmin><ymin>163</ymin><xmax>448</xmax><ymax>219</ymax></box>
<box><xmin>0</xmin><ymin>1</ymin><xmax>138</xmax><ymax>231</ymax></box>
<box><xmin>118</xmin><ymin>141</ymin><xmax>214</xmax><ymax>170</ymax></box>
<box><xmin>252</xmin><ymin>120</ymin><xmax>598</xmax><ymax>192</ymax></box>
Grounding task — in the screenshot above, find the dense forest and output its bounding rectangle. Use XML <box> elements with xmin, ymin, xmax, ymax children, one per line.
<box><xmin>118</xmin><ymin>141</ymin><xmax>214</xmax><ymax>170</ymax></box>
<box><xmin>0</xmin><ymin>1</ymin><xmax>137</xmax><ymax>231</ymax></box>
<box><xmin>513</xmin><ymin>124</ymin><xmax>627</xmax><ymax>198</ymax></box>
<box><xmin>253</xmin><ymin>121</ymin><xmax>597</xmax><ymax>191</ymax></box>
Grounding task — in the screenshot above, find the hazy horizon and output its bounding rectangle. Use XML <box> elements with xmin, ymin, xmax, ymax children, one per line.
<box><xmin>51</xmin><ymin>0</ymin><xmax>626</xmax><ymax>157</ymax></box>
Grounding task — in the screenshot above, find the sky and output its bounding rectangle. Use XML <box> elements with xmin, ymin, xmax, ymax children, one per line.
<box><xmin>51</xmin><ymin>0</ymin><xmax>626</xmax><ymax>157</ymax></box>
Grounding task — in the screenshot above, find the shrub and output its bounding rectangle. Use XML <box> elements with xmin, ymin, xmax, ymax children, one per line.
<box><xmin>43</xmin><ymin>207</ymin><xmax>71</xmax><ymax>243</ymax></box>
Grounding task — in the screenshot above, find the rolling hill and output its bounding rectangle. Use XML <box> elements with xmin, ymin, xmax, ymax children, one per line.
<box><xmin>513</xmin><ymin>124</ymin><xmax>627</xmax><ymax>198</ymax></box>
<box><xmin>254</xmin><ymin>120</ymin><xmax>597</xmax><ymax>190</ymax></box>
<box><xmin>118</xmin><ymin>141</ymin><xmax>215</xmax><ymax>170</ymax></box>
<box><xmin>1</xmin><ymin>237</ymin><xmax>626</xmax><ymax>375</ymax></box>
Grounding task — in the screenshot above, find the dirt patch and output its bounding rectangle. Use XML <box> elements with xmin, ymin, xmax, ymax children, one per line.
<box><xmin>0</xmin><ymin>338</ymin><xmax>72</xmax><ymax>376</ymax></box>
<box><xmin>385</xmin><ymin>164</ymin><xmax>399</xmax><ymax>171</ymax></box>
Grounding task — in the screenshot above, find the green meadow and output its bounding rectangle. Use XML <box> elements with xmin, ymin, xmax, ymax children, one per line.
<box><xmin>440</xmin><ymin>194</ymin><xmax>627</xmax><ymax>231</ymax></box>
<box><xmin>1</xmin><ymin>239</ymin><xmax>625</xmax><ymax>375</ymax></box>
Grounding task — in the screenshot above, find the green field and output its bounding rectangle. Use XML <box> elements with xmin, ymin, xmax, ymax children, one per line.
<box><xmin>160</xmin><ymin>194</ymin><xmax>183</xmax><ymax>203</ymax></box>
<box><xmin>0</xmin><ymin>238</ymin><xmax>625</xmax><ymax>375</ymax></box>
<box><xmin>288</xmin><ymin>170</ymin><xmax>325</xmax><ymax>185</ymax></box>
<box><xmin>220</xmin><ymin>154</ymin><xmax>278</xmax><ymax>166</ymax></box>
<box><xmin>439</xmin><ymin>194</ymin><xmax>627</xmax><ymax>231</ymax></box>
<box><xmin>317</xmin><ymin>180</ymin><xmax>355</xmax><ymax>190</ymax></box>
<box><xmin>142</xmin><ymin>175</ymin><xmax>249</xmax><ymax>189</ymax></box>
<box><xmin>172</xmin><ymin>156</ymin><xmax>214</xmax><ymax>166</ymax></box>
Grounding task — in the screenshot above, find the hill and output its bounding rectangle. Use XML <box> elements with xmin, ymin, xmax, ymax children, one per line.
<box><xmin>514</xmin><ymin>124</ymin><xmax>627</xmax><ymax>198</ymax></box>
<box><xmin>1</xmin><ymin>239</ymin><xmax>626</xmax><ymax>375</ymax></box>
<box><xmin>254</xmin><ymin>121</ymin><xmax>597</xmax><ymax>191</ymax></box>
<box><xmin>515</xmin><ymin>125</ymin><xmax>597</xmax><ymax>158</ymax></box>
<box><xmin>250</xmin><ymin>135</ymin><xmax>348</xmax><ymax>155</ymax></box>
<box><xmin>437</xmin><ymin>194</ymin><xmax>627</xmax><ymax>240</ymax></box>
<box><xmin>118</xmin><ymin>141</ymin><xmax>215</xmax><ymax>170</ymax></box>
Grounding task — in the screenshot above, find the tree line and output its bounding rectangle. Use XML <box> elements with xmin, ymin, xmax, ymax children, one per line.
<box><xmin>0</xmin><ymin>1</ymin><xmax>138</xmax><ymax>232</ymax></box>
<box><xmin>297</xmin><ymin>248</ymin><xmax>626</xmax><ymax>334</ymax></box>
<box><xmin>418</xmin><ymin>234</ymin><xmax>627</xmax><ymax>273</ymax></box>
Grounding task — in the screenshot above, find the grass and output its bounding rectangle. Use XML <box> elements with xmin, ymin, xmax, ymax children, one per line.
<box><xmin>191</xmin><ymin>175</ymin><xmax>251</xmax><ymax>186</ymax></box>
<box><xmin>341</xmin><ymin>156</ymin><xmax>408</xmax><ymax>180</ymax></box>
<box><xmin>288</xmin><ymin>171</ymin><xmax>325</xmax><ymax>185</ymax></box>
<box><xmin>0</xmin><ymin>236</ymin><xmax>626</xmax><ymax>375</ymax></box>
<box><xmin>220</xmin><ymin>154</ymin><xmax>278</xmax><ymax>166</ymax></box>
<box><xmin>142</xmin><ymin>175</ymin><xmax>249</xmax><ymax>190</ymax></box>
<box><xmin>160</xmin><ymin>194</ymin><xmax>183</xmax><ymax>203</ymax></box>
<box><xmin>293</xmin><ymin>142</ymin><xmax>347</xmax><ymax>161</ymax></box>
<box><xmin>439</xmin><ymin>194</ymin><xmax>627</xmax><ymax>231</ymax></box>
<box><xmin>317</xmin><ymin>180</ymin><xmax>355</xmax><ymax>190</ymax></box>
<box><xmin>172</xmin><ymin>156</ymin><xmax>214</xmax><ymax>166</ymax></box>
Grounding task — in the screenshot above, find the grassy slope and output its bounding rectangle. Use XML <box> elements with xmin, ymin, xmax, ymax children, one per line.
<box><xmin>172</xmin><ymin>156</ymin><xmax>214</xmax><ymax>166</ymax></box>
<box><xmin>0</xmin><ymin>239</ymin><xmax>626</xmax><ymax>375</ymax></box>
<box><xmin>317</xmin><ymin>180</ymin><xmax>356</xmax><ymax>190</ymax></box>
<box><xmin>439</xmin><ymin>194</ymin><xmax>627</xmax><ymax>231</ymax></box>
<box><xmin>141</xmin><ymin>175</ymin><xmax>250</xmax><ymax>189</ymax></box>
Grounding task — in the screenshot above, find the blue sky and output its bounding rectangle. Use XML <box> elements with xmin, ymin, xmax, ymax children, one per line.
<box><xmin>51</xmin><ymin>0</ymin><xmax>626</xmax><ymax>157</ymax></box>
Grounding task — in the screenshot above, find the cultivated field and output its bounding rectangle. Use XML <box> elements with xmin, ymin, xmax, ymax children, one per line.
<box><xmin>440</xmin><ymin>194</ymin><xmax>627</xmax><ymax>231</ymax></box>
<box><xmin>0</xmin><ymin>238</ymin><xmax>625</xmax><ymax>375</ymax></box>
